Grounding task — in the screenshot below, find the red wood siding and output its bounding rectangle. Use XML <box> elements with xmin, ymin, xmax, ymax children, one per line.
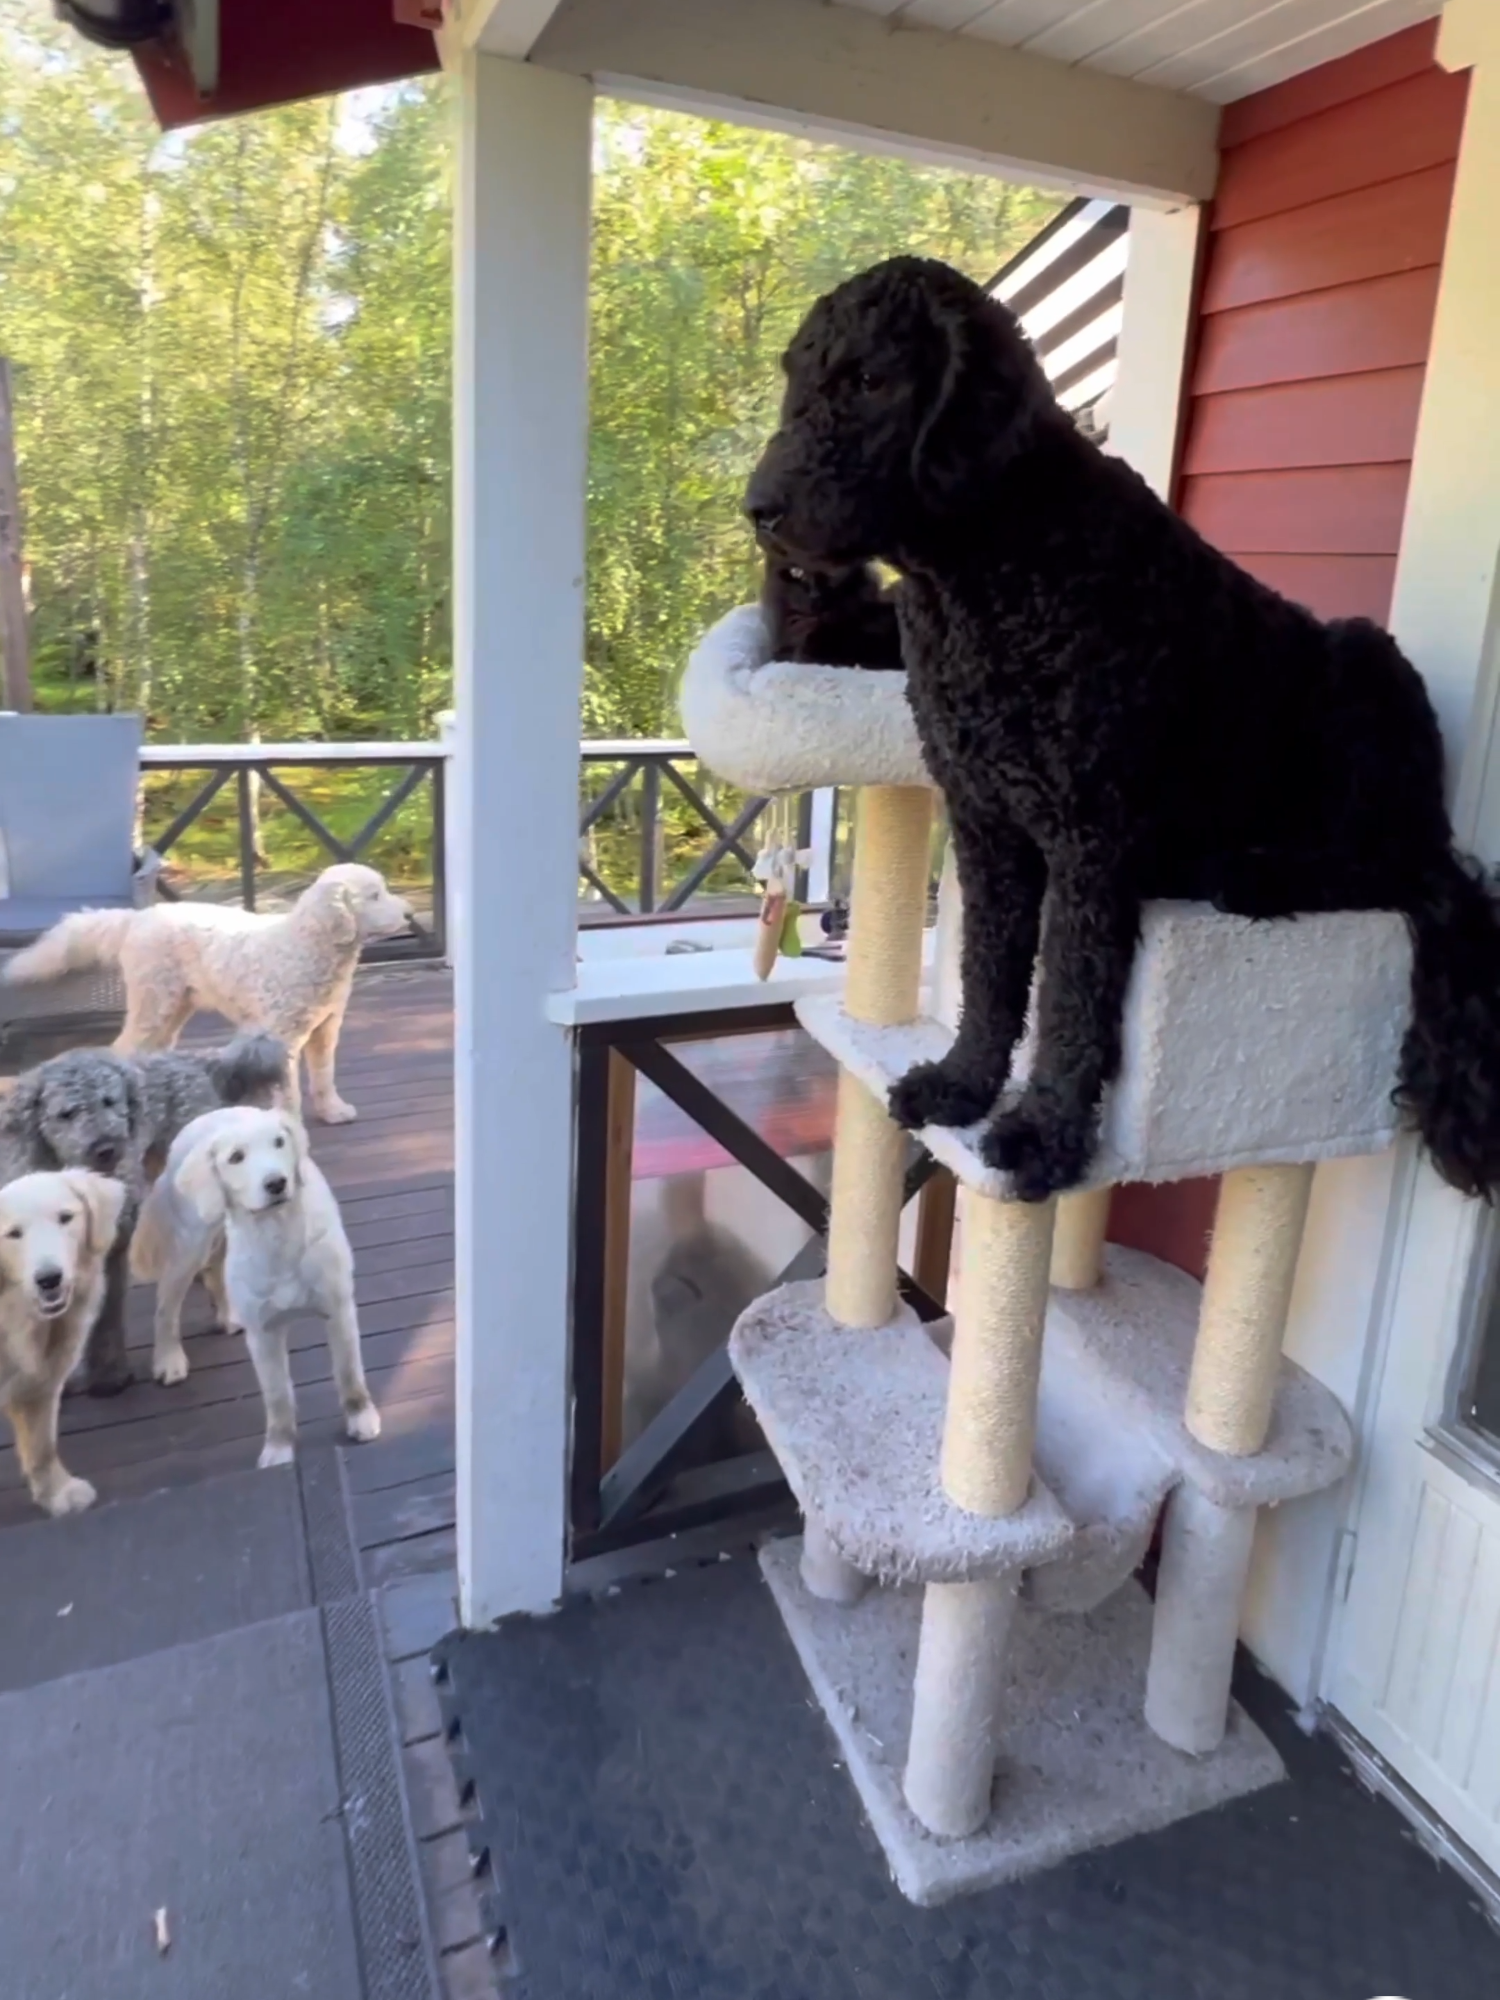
<box><xmin>1111</xmin><ymin>22</ymin><xmax>1468</xmax><ymax>1281</ymax></box>
<box><xmin>1178</xmin><ymin>21</ymin><xmax>1466</xmax><ymax>632</ymax></box>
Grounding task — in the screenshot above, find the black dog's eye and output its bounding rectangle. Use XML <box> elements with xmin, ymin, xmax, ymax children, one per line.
<box><xmin>58</xmin><ymin>1211</ymin><xmax>74</xmax><ymax>1225</ymax></box>
<box><xmin>4</xmin><ymin>1226</ymin><xmax>20</xmax><ymax>1240</ymax></box>
<box><xmin>857</xmin><ymin>369</ymin><xmax>885</xmax><ymax>394</ymax></box>
<box><xmin>57</xmin><ymin>1107</ymin><xmax>75</xmax><ymax>1122</ymax></box>
<box><xmin>101</xmin><ymin>1097</ymin><xmax>115</xmax><ymax>1111</ymax></box>
<box><xmin>787</xmin><ymin>566</ymin><xmax>805</xmax><ymax>582</ymax></box>
<box><xmin>274</xmin><ymin>1135</ymin><xmax>285</xmax><ymax>1149</ymax></box>
<box><xmin>228</xmin><ymin>1149</ymin><xmax>245</xmax><ymax>1166</ymax></box>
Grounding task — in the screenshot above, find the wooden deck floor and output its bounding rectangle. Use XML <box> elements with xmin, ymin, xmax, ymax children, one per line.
<box><xmin>0</xmin><ymin>966</ymin><xmax>460</xmax><ymax>1576</ymax></box>
<box><xmin>0</xmin><ymin>961</ymin><xmax>841</xmax><ymax>1593</ymax></box>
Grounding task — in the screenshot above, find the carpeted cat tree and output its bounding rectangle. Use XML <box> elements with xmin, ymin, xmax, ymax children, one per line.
<box><xmin>681</xmin><ymin>604</ymin><xmax>1406</xmax><ymax>1906</ymax></box>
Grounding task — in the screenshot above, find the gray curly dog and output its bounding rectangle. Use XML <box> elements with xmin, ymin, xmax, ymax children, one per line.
<box><xmin>0</xmin><ymin>1034</ymin><xmax>289</xmax><ymax>1394</ymax></box>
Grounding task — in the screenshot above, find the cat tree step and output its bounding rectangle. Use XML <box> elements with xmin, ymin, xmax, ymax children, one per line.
<box><xmin>729</xmin><ymin>1282</ymin><xmax>1073</xmax><ymax>1585</ymax></box>
<box><xmin>798</xmin><ymin>899</ymin><xmax>1411</xmax><ymax>1195</ymax></box>
<box><xmin>1050</xmin><ymin>1245</ymin><xmax>1353</xmax><ymax>1510</ymax></box>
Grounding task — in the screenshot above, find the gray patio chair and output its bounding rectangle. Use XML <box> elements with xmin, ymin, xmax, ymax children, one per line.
<box><xmin>0</xmin><ymin>712</ymin><xmax>156</xmax><ymax>1055</ymax></box>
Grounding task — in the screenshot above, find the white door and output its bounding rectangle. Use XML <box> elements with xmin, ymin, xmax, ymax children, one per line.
<box><xmin>1324</xmin><ymin>727</ymin><xmax>1500</xmax><ymax>1872</ymax></box>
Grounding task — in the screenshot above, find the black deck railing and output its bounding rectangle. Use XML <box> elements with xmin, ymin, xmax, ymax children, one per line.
<box><xmin>577</xmin><ymin>741</ymin><xmax>839</xmax><ymax>921</ymax></box>
<box><xmin>135</xmin><ymin>738</ymin><xmax>845</xmax><ymax>952</ymax></box>
<box><xmin>139</xmin><ymin>742</ymin><xmax>448</xmax><ymax>962</ymax></box>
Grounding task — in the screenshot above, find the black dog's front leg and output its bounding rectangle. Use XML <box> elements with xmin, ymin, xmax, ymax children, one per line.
<box><xmin>889</xmin><ymin>808</ymin><xmax>1045</xmax><ymax>1132</ymax></box>
<box><xmin>82</xmin><ymin>1225</ymin><xmax>135</xmax><ymax>1397</ymax></box>
<box><xmin>981</xmin><ymin>851</ymin><xmax>1139</xmax><ymax>1201</ymax></box>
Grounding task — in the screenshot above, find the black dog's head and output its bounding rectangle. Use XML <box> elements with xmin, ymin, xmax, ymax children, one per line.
<box><xmin>745</xmin><ymin>256</ymin><xmax>1054</xmax><ymax>566</ymax></box>
<box><xmin>3</xmin><ymin>1050</ymin><xmax>144</xmax><ymax>1179</ymax></box>
<box><xmin>761</xmin><ymin>556</ymin><xmax>904</xmax><ymax>669</ymax></box>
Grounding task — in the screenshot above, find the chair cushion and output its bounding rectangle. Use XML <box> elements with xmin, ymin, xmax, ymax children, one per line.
<box><xmin>0</xmin><ymin>895</ymin><xmax>134</xmax><ymax>947</ymax></box>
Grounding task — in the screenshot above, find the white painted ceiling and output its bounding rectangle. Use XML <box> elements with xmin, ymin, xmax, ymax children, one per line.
<box><xmin>839</xmin><ymin>0</ymin><xmax>1443</xmax><ymax>103</ymax></box>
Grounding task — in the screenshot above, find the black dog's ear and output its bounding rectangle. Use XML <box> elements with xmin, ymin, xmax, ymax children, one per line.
<box><xmin>911</xmin><ymin>281</ymin><xmax>1051</xmax><ymax>510</ymax></box>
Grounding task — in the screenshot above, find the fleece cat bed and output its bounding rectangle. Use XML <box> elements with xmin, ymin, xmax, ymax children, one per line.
<box><xmin>680</xmin><ymin>603</ymin><xmax>930</xmax><ymax>791</ymax></box>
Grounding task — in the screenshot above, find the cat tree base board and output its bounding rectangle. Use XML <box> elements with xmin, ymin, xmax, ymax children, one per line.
<box><xmin>761</xmin><ymin>1538</ymin><xmax>1285</xmax><ymax>1908</ymax></box>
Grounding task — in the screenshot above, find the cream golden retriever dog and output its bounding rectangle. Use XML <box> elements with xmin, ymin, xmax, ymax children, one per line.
<box><xmin>133</xmin><ymin>1105</ymin><xmax>379</xmax><ymax>1469</ymax></box>
<box><xmin>0</xmin><ymin>1170</ymin><xmax>127</xmax><ymax>1515</ymax></box>
<box><xmin>4</xmin><ymin>863</ymin><xmax>412</xmax><ymax>1124</ymax></box>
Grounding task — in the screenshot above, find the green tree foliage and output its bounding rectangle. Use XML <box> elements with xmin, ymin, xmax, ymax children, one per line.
<box><xmin>587</xmin><ymin>113</ymin><xmax>1058</xmax><ymax>738</ymax></box>
<box><xmin>0</xmin><ymin>4</ymin><xmax>1057</xmax><ymax>746</ymax></box>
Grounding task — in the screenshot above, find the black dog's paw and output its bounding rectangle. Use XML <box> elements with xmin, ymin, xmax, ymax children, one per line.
<box><xmin>888</xmin><ymin>1061</ymin><xmax>996</xmax><ymax>1132</ymax></box>
<box><xmin>980</xmin><ymin>1098</ymin><xmax>1095</xmax><ymax>1202</ymax></box>
<box><xmin>84</xmin><ymin>1358</ymin><xmax>134</xmax><ymax>1399</ymax></box>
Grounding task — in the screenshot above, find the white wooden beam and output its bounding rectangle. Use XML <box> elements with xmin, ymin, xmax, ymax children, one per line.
<box><xmin>453</xmin><ymin>52</ymin><xmax>592</xmax><ymax>1626</ymax></box>
<box><xmin>528</xmin><ymin>0</ymin><xmax>1220</xmax><ymax>207</ymax></box>
<box><xmin>445</xmin><ymin>0</ymin><xmax>565</xmax><ymax>63</ymax></box>
<box><xmin>1105</xmin><ymin>204</ymin><xmax>1204</xmax><ymax>501</ymax></box>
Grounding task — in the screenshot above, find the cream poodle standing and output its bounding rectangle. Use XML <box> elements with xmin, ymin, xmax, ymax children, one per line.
<box><xmin>4</xmin><ymin>863</ymin><xmax>412</xmax><ymax>1124</ymax></box>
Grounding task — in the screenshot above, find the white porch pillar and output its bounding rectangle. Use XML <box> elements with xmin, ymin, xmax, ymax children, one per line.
<box><xmin>1106</xmin><ymin>202</ymin><xmax>1202</xmax><ymax>501</ymax></box>
<box><xmin>453</xmin><ymin>52</ymin><xmax>593</xmax><ymax>1625</ymax></box>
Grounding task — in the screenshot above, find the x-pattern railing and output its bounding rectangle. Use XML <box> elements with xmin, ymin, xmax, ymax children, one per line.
<box><xmin>138</xmin><ymin>743</ymin><xmax>446</xmax><ymax>961</ymax></box>
<box><xmin>578</xmin><ymin>741</ymin><xmax>777</xmax><ymax>918</ymax></box>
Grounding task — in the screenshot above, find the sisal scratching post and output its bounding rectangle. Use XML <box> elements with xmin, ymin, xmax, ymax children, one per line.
<box><xmin>941</xmin><ymin>1192</ymin><xmax>1056</xmax><ymax>1517</ymax></box>
<box><xmin>824</xmin><ymin>785</ymin><xmax>933</xmax><ymax>1330</ymax></box>
<box><xmin>800</xmin><ymin>1518</ymin><xmax>868</xmax><ymax>1606</ymax></box>
<box><xmin>1050</xmin><ymin>1186</ymin><xmax>1112</xmax><ymax>1291</ymax></box>
<box><xmin>825</xmin><ymin>1071</ymin><xmax>909</xmax><ymax>1326</ymax></box>
<box><xmin>841</xmin><ymin>785</ymin><xmax>933</xmax><ymax>1026</ymax></box>
<box><xmin>902</xmin><ymin>1574</ymin><xmax>1018</xmax><ymax>1837</ymax></box>
<box><xmin>1144</xmin><ymin>1483</ymin><xmax>1258</xmax><ymax>1755</ymax></box>
<box><xmin>1186</xmin><ymin>1162</ymin><xmax>1313</xmax><ymax>1456</ymax></box>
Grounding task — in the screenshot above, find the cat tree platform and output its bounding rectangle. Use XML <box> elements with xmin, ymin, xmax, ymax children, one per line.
<box><xmin>798</xmin><ymin>898</ymin><xmax>1412</xmax><ymax>1194</ymax></box>
<box><xmin>732</xmin><ymin>1283</ymin><xmax>1073</xmax><ymax>1585</ymax></box>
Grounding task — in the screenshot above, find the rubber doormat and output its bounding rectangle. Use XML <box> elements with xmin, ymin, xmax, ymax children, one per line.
<box><xmin>434</xmin><ymin>1548</ymin><xmax>1499</xmax><ymax>2000</ymax></box>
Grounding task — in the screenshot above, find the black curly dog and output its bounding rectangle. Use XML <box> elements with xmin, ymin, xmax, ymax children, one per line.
<box><xmin>746</xmin><ymin>255</ymin><xmax>1500</xmax><ymax>1203</ymax></box>
<box><xmin>761</xmin><ymin>554</ymin><xmax>903</xmax><ymax>668</ymax></box>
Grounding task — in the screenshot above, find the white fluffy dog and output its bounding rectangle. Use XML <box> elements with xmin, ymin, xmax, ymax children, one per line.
<box><xmin>4</xmin><ymin>862</ymin><xmax>412</xmax><ymax>1124</ymax></box>
<box><xmin>0</xmin><ymin>1170</ymin><xmax>128</xmax><ymax>1515</ymax></box>
<box><xmin>133</xmin><ymin>1105</ymin><xmax>380</xmax><ymax>1469</ymax></box>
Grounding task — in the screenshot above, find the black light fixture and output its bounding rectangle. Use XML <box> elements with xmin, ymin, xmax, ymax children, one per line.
<box><xmin>52</xmin><ymin>1</ymin><xmax>176</xmax><ymax>51</ymax></box>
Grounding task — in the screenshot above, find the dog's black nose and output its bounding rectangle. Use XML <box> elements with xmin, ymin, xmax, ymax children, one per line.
<box><xmin>747</xmin><ymin>500</ymin><xmax>785</xmax><ymax>537</ymax></box>
<box><xmin>88</xmin><ymin>1142</ymin><xmax>118</xmax><ymax>1172</ymax></box>
<box><xmin>34</xmin><ymin>1265</ymin><xmax>62</xmax><ymax>1295</ymax></box>
<box><xmin>263</xmin><ymin>1174</ymin><xmax>288</xmax><ymax>1198</ymax></box>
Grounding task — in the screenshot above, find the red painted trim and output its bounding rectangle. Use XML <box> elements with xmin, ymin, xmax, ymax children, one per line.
<box><xmin>1181</xmin><ymin>369</ymin><xmax>1427</xmax><ymax>477</ymax></box>
<box><xmin>1219</xmin><ymin>18</ymin><xmax>1442</xmax><ymax>148</ymax></box>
